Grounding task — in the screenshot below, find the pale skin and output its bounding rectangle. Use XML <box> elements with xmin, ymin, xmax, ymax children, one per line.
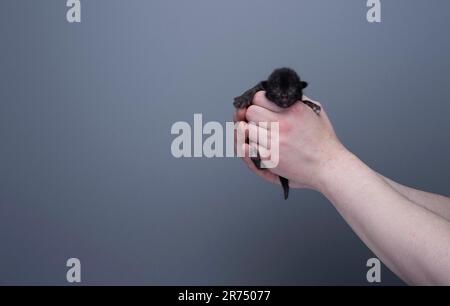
<box><xmin>234</xmin><ymin>91</ymin><xmax>450</xmax><ymax>285</ymax></box>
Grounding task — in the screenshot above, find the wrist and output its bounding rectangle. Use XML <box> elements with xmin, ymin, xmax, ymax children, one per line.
<box><xmin>315</xmin><ymin>144</ymin><xmax>360</xmax><ymax>195</ymax></box>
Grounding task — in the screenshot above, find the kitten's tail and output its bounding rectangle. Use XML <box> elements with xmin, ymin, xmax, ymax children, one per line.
<box><xmin>279</xmin><ymin>176</ymin><xmax>289</xmax><ymax>200</ymax></box>
<box><xmin>252</xmin><ymin>154</ymin><xmax>289</xmax><ymax>200</ymax></box>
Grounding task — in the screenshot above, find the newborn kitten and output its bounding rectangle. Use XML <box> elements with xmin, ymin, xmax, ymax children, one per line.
<box><xmin>233</xmin><ymin>67</ymin><xmax>321</xmax><ymax>200</ymax></box>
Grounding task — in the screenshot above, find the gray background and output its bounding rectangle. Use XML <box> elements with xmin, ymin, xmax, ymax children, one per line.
<box><xmin>0</xmin><ymin>0</ymin><xmax>449</xmax><ymax>285</ymax></box>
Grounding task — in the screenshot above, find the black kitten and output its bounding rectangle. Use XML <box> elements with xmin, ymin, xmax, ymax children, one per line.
<box><xmin>233</xmin><ymin>67</ymin><xmax>321</xmax><ymax>200</ymax></box>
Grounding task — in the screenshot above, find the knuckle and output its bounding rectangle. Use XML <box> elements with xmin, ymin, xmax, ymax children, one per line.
<box><xmin>279</xmin><ymin>121</ymin><xmax>291</xmax><ymax>135</ymax></box>
<box><xmin>246</xmin><ymin>105</ymin><xmax>258</xmax><ymax>118</ymax></box>
<box><xmin>253</xmin><ymin>91</ymin><xmax>266</xmax><ymax>104</ymax></box>
<box><xmin>292</xmin><ymin>102</ymin><xmax>306</xmax><ymax>114</ymax></box>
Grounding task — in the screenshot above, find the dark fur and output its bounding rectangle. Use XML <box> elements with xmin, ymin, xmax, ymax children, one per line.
<box><xmin>233</xmin><ymin>68</ymin><xmax>321</xmax><ymax>200</ymax></box>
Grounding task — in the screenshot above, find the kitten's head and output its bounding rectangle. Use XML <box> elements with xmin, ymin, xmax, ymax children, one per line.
<box><xmin>265</xmin><ymin>67</ymin><xmax>308</xmax><ymax>108</ymax></box>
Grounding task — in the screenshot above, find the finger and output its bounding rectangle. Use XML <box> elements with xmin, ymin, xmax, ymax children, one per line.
<box><xmin>249</xmin><ymin>141</ymin><xmax>271</xmax><ymax>160</ymax></box>
<box><xmin>234</xmin><ymin>121</ymin><xmax>249</xmax><ymax>156</ymax></box>
<box><xmin>252</xmin><ymin>91</ymin><xmax>285</xmax><ymax>113</ymax></box>
<box><xmin>233</xmin><ymin>108</ymin><xmax>246</xmax><ymax>123</ymax></box>
<box><xmin>246</xmin><ymin>105</ymin><xmax>280</xmax><ymax>124</ymax></box>
<box><xmin>241</xmin><ymin>143</ymin><xmax>280</xmax><ymax>185</ymax></box>
<box><xmin>248</xmin><ymin>123</ymin><xmax>270</xmax><ymax>149</ymax></box>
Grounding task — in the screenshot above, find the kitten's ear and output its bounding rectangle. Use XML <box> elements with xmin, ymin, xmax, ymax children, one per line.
<box><xmin>301</xmin><ymin>81</ymin><xmax>308</xmax><ymax>89</ymax></box>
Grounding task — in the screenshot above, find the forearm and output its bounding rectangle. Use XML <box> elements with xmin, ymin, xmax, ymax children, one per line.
<box><xmin>318</xmin><ymin>150</ymin><xmax>450</xmax><ymax>285</ymax></box>
<box><xmin>378</xmin><ymin>174</ymin><xmax>450</xmax><ymax>221</ymax></box>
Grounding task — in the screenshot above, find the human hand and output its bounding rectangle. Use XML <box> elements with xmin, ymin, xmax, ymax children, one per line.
<box><xmin>234</xmin><ymin>91</ymin><xmax>348</xmax><ymax>192</ymax></box>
